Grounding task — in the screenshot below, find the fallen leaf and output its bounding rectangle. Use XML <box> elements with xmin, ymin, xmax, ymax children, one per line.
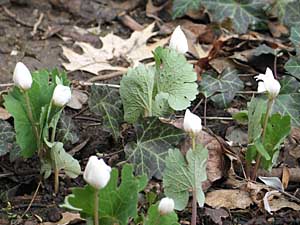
<box><xmin>204</xmin><ymin>207</ymin><xmax>229</xmax><ymax>225</ymax></box>
<box><xmin>67</xmin><ymin>89</ymin><xmax>88</xmax><ymax>109</ymax></box>
<box><xmin>225</xmin><ymin>126</ymin><xmax>248</xmax><ymax>145</ymax></box>
<box><xmin>42</xmin><ymin>212</ymin><xmax>83</xmax><ymax>225</ymax></box>
<box><xmin>259</xmin><ymin>176</ymin><xmax>284</xmax><ymax>191</ymax></box>
<box><xmin>282</xmin><ymin>167</ymin><xmax>290</xmax><ymax>190</ymax></box>
<box><xmin>0</xmin><ymin>107</ymin><xmax>11</xmax><ymax>120</ymax></box>
<box><xmin>62</xmin><ymin>23</ymin><xmax>157</xmax><ymax>75</ymax></box>
<box><xmin>205</xmin><ymin>189</ymin><xmax>253</xmax><ymax>209</ymax></box>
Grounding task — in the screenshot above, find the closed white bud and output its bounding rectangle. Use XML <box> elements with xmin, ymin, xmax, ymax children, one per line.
<box><xmin>158</xmin><ymin>197</ymin><xmax>175</xmax><ymax>215</ymax></box>
<box><xmin>183</xmin><ymin>109</ymin><xmax>202</xmax><ymax>135</ymax></box>
<box><xmin>13</xmin><ymin>62</ymin><xmax>32</xmax><ymax>90</ymax></box>
<box><xmin>254</xmin><ymin>67</ymin><xmax>281</xmax><ymax>99</ymax></box>
<box><xmin>83</xmin><ymin>156</ymin><xmax>112</xmax><ymax>190</ymax></box>
<box><xmin>52</xmin><ymin>84</ymin><xmax>72</xmax><ymax>107</ymax></box>
<box><xmin>169</xmin><ymin>26</ymin><xmax>189</xmax><ymax>54</ymax></box>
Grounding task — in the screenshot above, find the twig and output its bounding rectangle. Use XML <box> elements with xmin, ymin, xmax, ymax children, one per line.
<box><xmin>31</xmin><ymin>13</ymin><xmax>44</xmax><ymax>36</ymax></box>
<box><xmin>0</xmin><ymin>172</ymin><xmax>14</xmax><ymax>178</ymax></box>
<box><xmin>74</xmin><ymin>116</ymin><xmax>101</xmax><ymax>122</ymax></box>
<box><xmin>0</xmin><ymin>83</ymin><xmax>13</xmax><ymax>88</ymax></box>
<box><xmin>201</xmin><ymin>116</ymin><xmax>233</xmax><ymax>120</ymax></box>
<box><xmin>203</xmin><ymin>97</ymin><xmax>207</xmax><ymax>127</ymax></box>
<box><xmin>79</xmin><ymin>81</ymin><xmax>120</xmax><ymax>88</ymax></box>
<box><xmin>21</xmin><ymin>181</ymin><xmax>41</xmax><ymax>218</ymax></box>
<box><xmin>69</xmin><ymin>138</ymin><xmax>90</xmax><ymax>156</ymax></box>
<box><xmin>87</xmin><ymin>70</ymin><xmax>126</xmax><ymax>82</ymax></box>
<box><xmin>192</xmin><ymin>98</ymin><xmax>203</xmax><ymax>113</ymax></box>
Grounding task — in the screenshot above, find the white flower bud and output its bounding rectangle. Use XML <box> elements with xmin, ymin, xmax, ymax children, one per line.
<box><xmin>158</xmin><ymin>197</ymin><xmax>175</xmax><ymax>215</ymax></box>
<box><xmin>13</xmin><ymin>62</ymin><xmax>32</xmax><ymax>90</ymax></box>
<box><xmin>169</xmin><ymin>26</ymin><xmax>189</xmax><ymax>54</ymax></box>
<box><xmin>254</xmin><ymin>67</ymin><xmax>281</xmax><ymax>99</ymax></box>
<box><xmin>83</xmin><ymin>156</ymin><xmax>112</xmax><ymax>190</ymax></box>
<box><xmin>52</xmin><ymin>84</ymin><xmax>72</xmax><ymax>107</ymax></box>
<box><xmin>183</xmin><ymin>109</ymin><xmax>202</xmax><ymax>135</ymax></box>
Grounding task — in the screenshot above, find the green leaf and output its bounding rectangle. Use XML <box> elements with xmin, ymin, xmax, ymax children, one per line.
<box><xmin>254</xmin><ymin>139</ymin><xmax>270</xmax><ymax>161</ymax></box>
<box><xmin>261</xmin><ymin>113</ymin><xmax>291</xmax><ymax>170</ymax></box>
<box><xmin>202</xmin><ymin>0</ymin><xmax>267</xmax><ymax>33</ymax></box>
<box><xmin>199</xmin><ymin>68</ymin><xmax>244</xmax><ymax>108</ymax></box>
<box><xmin>120</xmin><ymin>65</ymin><xmax>155</xmax><ymax>123</ymax></box>
<box><xmin>62</xmin><ymin>164</ymin><xmax>147</xmax><ymax>225</ymax></box>
<box><xmin>232</xmin><ymin>110</ymin><xmax>248</xmax><ymax>125</ymax></box>
<box><xmin>252</xmin><ymin>44</ymin><xmax>277</xmax><ymax>56</ymax></box>
<box><xmin>89</xmin><ymin>85</ymin><xmax>123</xmax><ymax>141</ymax></box>
<box><xmin>163</xmin><ymin>145</ymin><xmax>208</xmax><ymax>210</ymax></box>
<box><xmin>284</xmin><ymin>56</ymin><xmax>300</xmax><ymax>80</ymax></box>
<box><xmin>279</xmin><ymin>76</ymin><xmax>300</xmax><ymax>94</ymax></box>
<box><xmin>273</xmin><ymin>93</ymin><xmax>300</xmax><ymax>127</ymax></box>
<box><xmin>145</xmin><ymin>203</ymin><xmax>179</xmax><ymax>225</ymax></box>
<box><xmin>172</xmin><ymin>0</ymin><xmax>201</xmax><ymax>18</ymax></box>
<box><xmin>154</xmin><ymin>47</ymin><xmax>198</xmax><ymax>110</ymax></box>
<box><xmin>271</xmin><ymin>0</ymin><xmax>294</xmax><ymax>21</ymax></box>
<box><xmin>50</xmin><ymin>142</ymin><xmax>81</xmax><ymax>178</ymax></box>
<box><xmin>0</xmin><ymin>120</ymin><xmax>19</xmax><ymax>157</ymax></box>
<box><xmin>124</xmin><ymin>117</ymin><xmax>185</xmax><ymax>179</ymax></box>
<box><xmin>283</xmin><ymin>1</ymin><xmax>300</xmax><ymax>28</ymax></box>
<box><xmin>57</xmin><ymin>113</ymin><xmax>79</xmax><ymax>145</ymax></box>
<box><xmin>290</xmin><ymin>26</ymin><xmax>300</xmax><ymax>56</ymax></box>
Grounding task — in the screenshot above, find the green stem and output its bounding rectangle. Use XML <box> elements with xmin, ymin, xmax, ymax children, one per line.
<box><xmin>191</xmin><ymin>134</ymin><xmax>197</xmax><ymax>225</ymax></box>
<box><xmin>252</xmin><ymin>98</ymin><xmax>274</xmax><ymax>180</ymax></box>
<box><xmin>94</xmin><ymin>189</ymin><xmax>99</xmax><ymax>225</ymax></box>
<box><xmin>191</xmin><ymin>133</ymin><xmax>196</xmax><ymax>151</ymax></box>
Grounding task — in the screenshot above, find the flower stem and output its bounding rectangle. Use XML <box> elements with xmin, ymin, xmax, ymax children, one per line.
<box><xmin>191</xmin><ymin>134</ymin><xmax>197</xmax><ymax>225</ymax></box>
<box><xmin>94</xmin><ymin>189</ymin><xmax>99</xmax><ymax>225</ymax></box>
<box><xmin>252</xmin><ymin>98</ymin><xmax>274</xmax><ymax>180</ymax></box>
<box><xmin>191</xmin><ymin>134</ymin><xmax>196</xmax><ymax>151</ymax></box>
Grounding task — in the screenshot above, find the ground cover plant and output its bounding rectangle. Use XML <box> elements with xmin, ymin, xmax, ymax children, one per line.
<box><xmin>1</xmin><ymin>0</ymin><xmax>300</xmax><ymax>224</ymax></box>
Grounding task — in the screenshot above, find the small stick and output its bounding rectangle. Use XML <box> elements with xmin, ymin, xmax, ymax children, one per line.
<box><xmin>79</xmin><ymin>81</ymin><xmax>120</xmax><ymax>88</ymax></box>
<box><xmin>0</xmin><ymin>83</ymin><xmax>13</xmax><ymax>88</ymax></box>
<box><xmin>31</xmin><ymin>13</ymin><xmax>44</xmax><ymax>36</ymax></box>
<box><xmin>201</xmin><ymin>116</ymin><xmax>233</xmax><ymax>120</ymax></box>
<box><xmin>87</xmin><ymin>71</ymin><xmax>126</xmax><ymax>82</ymax></box>
<box><xmin>21</xmin><ymin>181</ymin><xmax>42</xmax><ymax>218</ymax></box>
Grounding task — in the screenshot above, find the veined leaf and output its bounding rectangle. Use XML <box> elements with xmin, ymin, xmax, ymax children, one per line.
<box><xmin>57</xmin><ymin>113</ymin><xmax>79</xmax><ymax>145</ymax></box>
<box><xmin>279</xmin><ymin>76</ymin><xmax>300</xmax><ymax>94</ymax></box>
<box><xmin>163</xmin><ymin>145</ymin><xmax>208</xmax><ymax>210</ymax></box>
<box><xmin>290</xmin><ymin>26</ymin><xmax>300</xmax><ymax>56</ymax></box>
<box><xmin>284</xmin><ymin>56</ymin><xmax>300</xmax><ymax>80</ymax></box>
<box><xmin>0</xmin><ymin>120</ymin><xmax>19</xmax><ymax>157</ymax></box>
<box><xmin>62</xmin><ymin>164</ymin><xmax>147</xmax><ymax>225</ymax></box>
<box><xmin>202</xmin><ymin>0</ymin><xmax>267</xmax><ymax>34</ymax></box>
<box><xmin>199</xmin><ymin>68</ymin><xmax>244</xmax><ymax>108</ymax></box>
<box><xmin>124</xmin><ymin>117</ymin><xmax>185</xmax><ymax>179</ymax></box>
<box><xmin>172</xmin><ymin>0</ymin><xmax>201</xmax><ymax>18</ymax></box>
<box><xmin>89</xmin><ymin>85</ymin><xmax>123</xmax><ymax>141</ymax></box>
<box><xmin>271</xmin><ymin>0</ymin><xmax>294</xmax><ymax>21</ymax></box>
<box><xmin>283</xmin><ymin>1</ymin><xmax>300</xmax><ymax>28</ymax></box>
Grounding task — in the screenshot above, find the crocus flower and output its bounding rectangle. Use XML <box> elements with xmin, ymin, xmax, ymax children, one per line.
<box><xmin>254</xmin><ymin>67</ymin><xmax>281</xmax><ymax>99</ymax></box>
<box><xmin>158</xmin><ymin>197</ymin><xmax>175</xmax><ymax>215</ymax></box>
<box><xmin>83</xmin><ymin>156</ymin><xmax>112</xmax><ymax>190</ymax></box>
<box><xmin>13</xmin><ymin>62</ymin><xmax>32</xmax><ymax>90</ymax></box>
<box><xmin>183</xmin><ymin>109</ymin><xmax>202</xmax><ymax>135</ymax></box>
<box><xmin>169</xmin><ymin>26</ymin><xmax>189</xmax><ymax>54</ymax></box>
<box><xmin>52</xmin><ymin>84</ymin><xmax>72</xmax><ymax>107</ymax></box>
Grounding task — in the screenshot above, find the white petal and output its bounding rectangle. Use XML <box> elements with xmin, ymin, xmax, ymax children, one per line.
<box><xmin>257</xmin><ymin>82</ymin><xmax>266</xmax><ymax>93</ymax></box>
<box><xmin>13</xmin><ymin>62</ymin><xmax>32</xmax><ymax>90</ymax></box>
<box><xmin>183</xmin><ymin>109</ymin><xmax>202</xmax><ymax>134</ymax></box>
<box><xmin>169</xmin><ymin>26</ymin><xmax>189</xmax><ymax>54</ymax></box>
<box><xmin>52</xmin><ymin>84</ymin><xmax>72</xmax><ymax>107</ymax></box>
<box><xmin>158</xmin><ymin>197</ymin><xmax>175</xmax><ymax>215</ymax></box>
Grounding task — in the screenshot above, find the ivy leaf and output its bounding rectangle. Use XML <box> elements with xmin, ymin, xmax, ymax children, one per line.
<box><xmin>290</xmin><ymin>26</ymin><xmax>300</xmax><ymax>56</ymax></box>
<box><xmin>279</xmin><ymin>76</ymin><xmax>300</xmax><ymax>94</ymax></box>
<box><xmin>163</xmin><ymin>145</ymin><xmax>208</xmax><ymax>210</ymax></box>
<box><xmin>172</xmin><ymin>0</ymin><xmax>201</xmax><ymax>18</ymax></box>
<box><xmin>252</xmin><ymin>44</ymin><xmax>277</xmax><ymax>56</ymax></box>
<box><xmin>202</xmin><ymin>0</ymin><xmax>266</xmax><ymax>34</ymax></box>
<box><xmin>145</xmin><ymin>203</ymin><xmax>179</xmax><ymax>225</ymax></box>
<box><xmin>284</xmin><ymin>56</ymin><xmax>300</xmax><ymax>80</ymax></box>
<box><xmin>57</xmin><ymin>113</ymin><xmax>79</xmax><ymax>145</ymax></box>
<box><xmin>273</xmin><ymin>94</ymin><xmax>300</xmax><ymax>127</ymax></box>
<box><xmin>125</xmin><ymin>117</ymin><xmax>185</xmax><ymax>179</ymax></box>
<box><xmin>283</xmin><ymin>1</ymin><xmax>300</xmax><ymax>28</ymax></box>
<box><xmin>154</xmin><ymin>47</ymin><xmax>198</xmax><ymax>110</ymax></box>
<box><xmin>89</xmin><ymin>85</ymin><xmax>123</xmax><ymax>141</ymax></box>
<box><xmin>261</xmin><ymin>114</ymin><xmax>291</xmax><ymax>170</ymax></box>
<box><xmin>62</xmin><ymin>164</ymin><xmax>147</xmax><ymax>225</ymax></box>
<box><xmin>50</xmin><ymin>142</ymin><xmax>81</xmax><ymax>178</ymax></box>
<box><xmin>120</xmin><ymin>65</ymin><xmax>155</xmax><ymax>123</ymax></box>
<box><xmin>199</xmin><ymin>68</ymin><xmax>244</xmax><ymax>108</ymax></box>
<box><xmin>271</xmin><ymin>0</ymin><xmax>294</xmax><ymax>21</ymax></box>
<box><xmin>0</xmin><ymin>120</ymin><xmax>19</xmax><ymax>157</ymax></box>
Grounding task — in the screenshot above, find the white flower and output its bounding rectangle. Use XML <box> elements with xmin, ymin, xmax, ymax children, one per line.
<box><xmin>158</xmin><ymin>197</ymin><xmax>175</xmax><ymax>215</ymax></box>
<box><xmin>13</xmin><ymin>62</ymin><xmax>32</xmax><ymax>90</ymax></box>
<box><xmin>169</xmin><ymin>26</ymin><xmax>189</xmax><ymax>54</ymax></box>
<box><xmin>183</xmin><ymin>109</ymin><xmax>202</xmax><ymax>135</ymax></box>
<box><xmin>254</xmin><ymin>67</ymin><xmax>281</xmax><ymax>99</ymax></box>
<box><xmin>83</xmin><ymin>156</ymin><xmax>112</xmax><ymax>190</ymax></box>
<box><xmin>52</xmin><ymin>84</ymin><xmax>72</xmax><ymax>107</ymax></box>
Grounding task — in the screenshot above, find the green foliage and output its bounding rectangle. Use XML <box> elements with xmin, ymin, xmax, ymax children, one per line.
<box><xmin>163</xmin><ymin>144</ymin><xmax>208</xmax><ymax>210</ymax></box>
<box><xmin>199</xmin><ymin>68</ymin><xmax>244</xmax><ymax>108</ymax></box>
<box><xmin>271</xmin><ymin>0</ymin><xmax>294</xmax><ymax>21</ymax></box>
<box><xmin>89</xmin><ymin>85</ymin><xmax>123</xmax><ymax>141</ymax></box>
<box><xmin>120</xmin><ymin>47</ymin><xmax>198</xmax><ymax>123</ymax></box>
<box><xmin>172</xmin><ymin>0</ymin><xmax>201</xmax><ymax>18</ymax></box>
<box><xmin>57</xmin><ymin>113</ymin><xmax>79</xmax><ymax>145</ymax></box>
<box><xmin>252</xmin><ymin>44</ymin><xmax>277</xmax><ymax>56</ymax></box>
<box><xmin>0</xmin><ymin>120</ymin><xmax>19</xmax><ymax>157</ymax></box>
<box><xmin>62</xmin><ymin>164</ymin><xmax>147</xmax><ymax>225</ymax></box>
<box><xmin>290</xmin><ymin>26</ymin><xmax>300</xmax><ymax>56</ymax></box>
<box><xmin>202</xmin><ymin>0</ymin><xmax>267</xmax><ymax>34</ymax></box>
<box><xmin>279</xmin><ymin>76</ymin><xmax>300</xmax><ymax>94</ymax></box>
<box><xmin>284</xmin><ymin>57</ymin><xmax>300</xmax><ymax>80</ymax></box>
<box><xmin>283</xmin><ymin>1</ymin><xmax>300</xmax><ymax>28</ymax></box>
<box><xmin>144</xmin><ymin>203</ymin><xmax>179</xmax><ymax>225</ymax></box>
<box><xmin>125</xmin><ymin>117</ymin><xmax>185</xmax><ymax>179</ymax></box>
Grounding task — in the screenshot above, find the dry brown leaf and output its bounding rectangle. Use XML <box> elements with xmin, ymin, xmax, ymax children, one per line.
<box><xmin>0</xmin><ymin>107</ymin><xmax>11</xmax><ymax>120</ymax></box>
<box><xmin>62</xmin><ymin>23</ymin><xmax>157</xmax><ymax>75</ymax></box>
<box><xmin>205</xmin><ymin>189</ymin><xmax>253</xmax><ymax>209</ymax></box>
<box><xmin>204</xmin><ymin>207</ymin><xmax>229</xmax><ymax>225</ymax></box>
<box><xmin>264</xmin><ymin>192</ymin><xmax>300</xmax><ymax>214</ymax></box>
<box><xmin>42</xmin><ymin>212</ymin><xmax>83</xmax><ymax>225</ymax></box>
<box><xmin>67</xmin><ymin>89</ymin><xmax>88</xmax><ymax>110</ymax></box>
<box><xmin>282</xmin><ymin>167</ymin><xmax>290</xmax><ymax>190</ymax></box>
